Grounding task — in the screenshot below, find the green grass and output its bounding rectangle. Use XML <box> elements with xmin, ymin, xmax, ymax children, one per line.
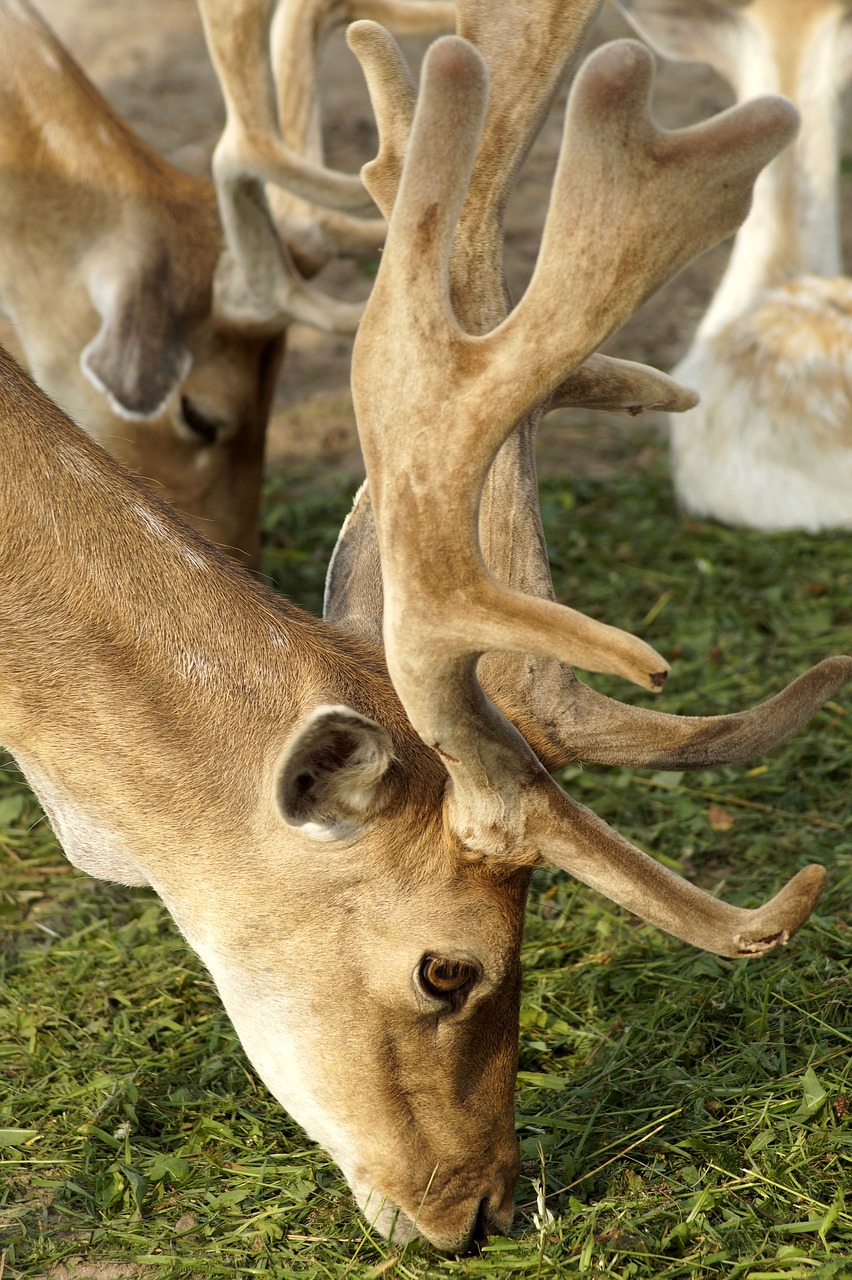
<box><xmin>2</xmin><ymin>460</ymin><xmax>851</xmax><ymax>1279</ymax></box>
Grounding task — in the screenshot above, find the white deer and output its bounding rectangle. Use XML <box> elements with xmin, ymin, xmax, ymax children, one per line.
<box><xmin>3</xmin><ymin>0</ymin><xmax>849</xmax><ymax>1253</ymax></box>
<box><xmin>0</xmin><ymin>0</ymin><xmax>451</xmax><ymax>566</ymax></box>
<box><xmin>615</xmin><ymin>0</ymin><xmax>852</xmax><ymax>530</ymax></box>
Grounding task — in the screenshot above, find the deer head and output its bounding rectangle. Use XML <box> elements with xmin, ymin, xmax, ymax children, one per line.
<box><xmin>2</xmin><ymin>0</ymin><xmax>849</xmax><ymax>1257</ymax></box>
<box><xmin>0</xmin><ymin>0</ymin><xmax>451</xmax><ymax>566</ymax></box>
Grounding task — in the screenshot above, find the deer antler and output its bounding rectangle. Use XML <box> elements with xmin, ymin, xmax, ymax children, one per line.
<box><xmin>329</xmin><ymin>5</ymin><xmax>702</xmax><ymax>654</ymax></box>
<box><xmin>197</xmin><ymin>0</ymin><xmax>453</xmax><ymax>333</ymax></box>
<box><xmin>268</xmin><ymin>0</ymin><xmax>455</xmax><ymax>266</ymax></box>
<box><xmin>327</xmin><ymin>1</ymin><xmax>852</xmax><ymax>775</ymax></box>
<box><xmin>344</xmin><ymin>27</ymin><xmax>831</xmax><ymax>954</ymax></box>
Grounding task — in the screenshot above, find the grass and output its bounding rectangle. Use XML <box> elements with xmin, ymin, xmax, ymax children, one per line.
<box><xmin>1</xmin><ymin>456</ymin><xmax>851</xmax><ymax>1279</ymax></box>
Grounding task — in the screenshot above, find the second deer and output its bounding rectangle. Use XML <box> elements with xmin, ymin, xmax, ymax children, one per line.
<box><xmin>617</xmin><ymin>0</ymin><xmax>852</xmax><ymax>531</ymax></box>
<box><xmin>0</xmin><ymin>0</ymin><xmax>450</xmax><ymax>565</ymax></box>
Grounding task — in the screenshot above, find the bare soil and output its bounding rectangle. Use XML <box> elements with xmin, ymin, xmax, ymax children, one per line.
<box><xmin>25</xmin><ymin>1</ymin><xmax>852</xmax><ymax>484</ymax></box>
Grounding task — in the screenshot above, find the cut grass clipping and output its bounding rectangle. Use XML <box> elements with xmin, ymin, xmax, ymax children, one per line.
<box><xmin>2</xmin><ymin>464</ymin><xmax>851</xmax><ymax>1279</ymax></box>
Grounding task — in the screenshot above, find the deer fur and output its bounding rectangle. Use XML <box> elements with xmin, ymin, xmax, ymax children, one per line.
<box><xmin>616</xmin><ymin>0</ymin><xmax>852</xmax><ymax>530</ymax></box>
<box><xmin>3</xmin><ymin>0</ymin><xmax>851</xmax><ymax>1255</ymax></box>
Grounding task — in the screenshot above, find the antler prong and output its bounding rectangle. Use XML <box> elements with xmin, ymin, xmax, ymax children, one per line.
<box><xmin>486</xmin><ymin>45</ymin><xmax>798</xmax><ymax>433</ymax></box>
<box><xmin>526</xmin><ymin>786</ymin><xmax>827</xmax><ymax>958</ymax></box>
<box><xmin>548</xmin><ymin>353</ymin><xmax>699</xmax><ymax>415</ymax></box>
<box><xmin>347</xmin><ymin>20</ymin><xmax>417</xmax><ymax>218</ymax></box>
<box><xmin>200</xmin><ymin>0</ymin><xmax>455</xmax><ymax>333</ymax></box>
<box><xmin>529</xmin><ymin>656</ymin><xmax>852</xmax><ymax>771</ymax></box>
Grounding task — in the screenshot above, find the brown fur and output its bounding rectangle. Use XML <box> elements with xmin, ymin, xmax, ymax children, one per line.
<box><xmin>4</xmin><ymin>0</ymin><xmax>851</xmax><ymax>1254</ymax></box>
<box><xmin>0</xmin><ymin>344</ymin><xmax>527</xmax><ymax>1249</ymax></box>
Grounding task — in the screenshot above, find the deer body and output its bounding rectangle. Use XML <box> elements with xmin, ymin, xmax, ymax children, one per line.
<box><xmin>4</xmin><ymin>0</ymin><xmax>852</xmax><ymax>1254</ymax></box>
<box><xmin>617</xmin><ymin>0</ymin><xmax>852</xmax><ymax>530</ymax></box>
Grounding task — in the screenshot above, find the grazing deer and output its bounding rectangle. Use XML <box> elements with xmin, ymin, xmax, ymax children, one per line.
<box><xmin>3</xmin><ymin>0</ymin><xmax>850</xmax><ymax>1254</ymax></box>
<box><xmin>614</xmin><ymin>0</ymin><xmax>852</xmax><ymax>531</ymax></box>
<box><xmin>0</xmin><ymin>0</ymin><xmax>450</xmax><ymax>566</ymax></box>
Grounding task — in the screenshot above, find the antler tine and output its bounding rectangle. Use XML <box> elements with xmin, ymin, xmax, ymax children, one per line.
<box><xmin>547</xmin><ymin>354</ymin><xmax>699</xmax><ymax>414</ymax></box>
<box><xmin>346</xmin><ymin>20</ymin><xmax>417</xmax><ymax>219</ymax></box>
<box><xmin>510</xmin><ymin>657</ymin><xmax>852</xmax><ymax>772</ymax></box>
<box><xmin>267</xmin><ymin>1</ymin><xmax>453</xmax><ymax>266</ymax></box>
<box><xmin>526</xmin><ymin>785</ymin><xmax>827</xmax><ymax>958</ymax></box>
<box><xmin>200</xmin><ymin>0</ymin><xmax>370</xmax><ymax>207</ymax></box>
<box><xmin>485</xmin><ymin>46</ymin><xmax>799</xmax><ymax>433</ymax></box>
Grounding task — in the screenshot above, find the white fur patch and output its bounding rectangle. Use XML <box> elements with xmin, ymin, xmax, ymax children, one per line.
<box><xmin>135</xmin><ymin>505</ymin><xmax>171</xmax><ymax>541</ymax></box>
<box><xmin>192</xmin><ymin>954</ymin><xmax>370</xmax><ymax>1188</ymax></box>
<box><xmin>176</xmin><ymin>644</ymin><xmax>218</xmax><ymax>684</ymax></box>
<box><xmin>13</xmin><ymin>755</ymin><xmax>148</xmax><ymax>886</ymax></box>
<box><xmin>181</xmin><ymin>546</ymin><xmax>209</xmax><ymax>571</ymax></box>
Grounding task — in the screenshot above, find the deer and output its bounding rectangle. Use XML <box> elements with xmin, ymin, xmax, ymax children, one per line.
<box><xmin>613</xmin><ymin>0</ymin><xmax>852</xmax><ymax>532</ymax></box>
<box><xmin>0</xmin><ymin>0</ymin><xmax>452</xmax><ymax>568</ymax></box>
<box><xmin>3</xmin><ymin>0</ymin><xmax>851</xmax><ymax>1254</ymax></box>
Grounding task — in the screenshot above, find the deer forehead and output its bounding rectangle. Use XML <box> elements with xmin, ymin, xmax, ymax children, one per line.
<box><xmin>204</xmin><ymin>848</ymin><xmax>529</xmax><ymax>975</ymax></box>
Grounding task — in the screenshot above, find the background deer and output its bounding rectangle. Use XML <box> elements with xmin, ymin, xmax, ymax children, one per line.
<box><xmin>3</xmin><ymin>0</ymin><xmax>851</xmax><ymax>1255</ymax></box>
<box><xmin>0</xmin><ymin>0</ymin><xmax>450</xmax><ymax>567</ymax></box>
<box><xmin>615</xmin><ymin>0</ymin><xmax>852</xmax><ymax>531</ymax></box>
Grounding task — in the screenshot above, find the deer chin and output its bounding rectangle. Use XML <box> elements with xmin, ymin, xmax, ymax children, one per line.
<box><xmin>353</xmin><ymin>1172</ymin><xmax>516</xmax><ymax>1253</ymax></box>
<box><xmin>353</xmin><ymin>1192</ymin><xmax>420</xmax><ymax>1245</ymax></box>
<box><xmin>353</xmin><ymin>1185</ymin><xmax>484</xmax><ymax>1254</ymax></box>
<box><xmin>191</xmin><ymin>949</ymin><xmax>366</xmax><ymax>1169</ymax></box>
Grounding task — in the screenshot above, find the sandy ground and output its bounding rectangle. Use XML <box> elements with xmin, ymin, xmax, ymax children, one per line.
<box><xmin>16</xmin><ymin>0</ymin><xmax>852</xmax><ymax>485</ymax></box>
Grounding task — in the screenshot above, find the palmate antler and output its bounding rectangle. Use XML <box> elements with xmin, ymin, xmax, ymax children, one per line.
<box><xmin>196</xmin><ymin>0</ymin><xmax>454</xmax><ymax>334</ymax></box>
<box><xmin>327</xmin><ymin>0</ymin><xmax>852</xmax><ymax>774</ymax></box>
<box><xmin>338</xmin><ymin>18</ymin><xmax>842</xmax><ymax>956</ymax></box>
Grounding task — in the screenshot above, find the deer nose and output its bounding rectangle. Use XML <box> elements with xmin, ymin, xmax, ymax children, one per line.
<box><xmin>470</xmin><ymin>1199</ymin><xmax>491</xmax><ymax>1250</ymax></box>
<box><xmin>464</xmin><ymin>1186</ymin><xmax>515</xmax><ymax>1254</ymax></box>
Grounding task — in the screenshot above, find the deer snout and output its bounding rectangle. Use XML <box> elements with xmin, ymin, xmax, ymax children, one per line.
<box><xmin>356</xmin><ymin>1157</ymin><xmax>517</xmax><ymax>1254</ymax></box>
<box><xmin>466</xmin><ymin>1181</ymin><xmax>517</xmax><ymax>1251</ymax></box>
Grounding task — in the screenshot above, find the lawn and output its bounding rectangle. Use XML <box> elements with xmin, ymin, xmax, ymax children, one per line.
<box><xmin>1</xmin><ymin>456</ymin><xmax>851</xmax><ymax>1279</ymax></box>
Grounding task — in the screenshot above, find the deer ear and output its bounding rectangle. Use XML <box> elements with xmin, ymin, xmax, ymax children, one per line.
<box><xmin>276</xmin><ymin>705</ymin><xmax>397</xmax><ymax>840</ymax></box>
<box><xmin>613</xmin><ymin>0</ymin><xmax>742</xmax><ymax>84</ymax></box>
<box><xmin>81</xmin><ymin>262</ymin><xmax>192</xmax><ymax>421</ymax></box>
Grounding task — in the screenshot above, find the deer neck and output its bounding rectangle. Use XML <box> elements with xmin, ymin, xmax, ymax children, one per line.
<box><xmin>698</xmin><ymin>11</ymin><xmax>844</xmax><ymax>340</ymax></box>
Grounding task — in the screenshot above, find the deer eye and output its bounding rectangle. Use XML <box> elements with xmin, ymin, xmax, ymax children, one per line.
<box><xmin>416</xmin><ymin>954</ymin><xmax>480</xmax><ymax>1004</ymax></box>
<box><xmin>178</xmin><ymin>395</ymin><xmax>222</xmax><ymax>445</ymax></box>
